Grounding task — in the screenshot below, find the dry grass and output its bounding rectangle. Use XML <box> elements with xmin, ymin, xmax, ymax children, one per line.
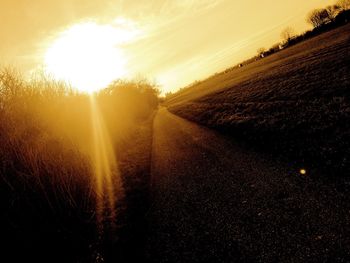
<box><xmin>0</xmin><ymin>68</ymin><xmax>95</xmax><ymax>262</ymax></box>
<box><xmin>0</xmin><ymin>68</ymin><xmax>158</xmax><ymax>262</ymax></box>
<box><xmin>167</xmin><ymin>23</ymin><xmax>350</xmax><ymax>176</ymax></box>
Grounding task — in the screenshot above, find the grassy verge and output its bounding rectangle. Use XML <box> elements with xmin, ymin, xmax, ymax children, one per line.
<box><xmin>101</xmin><ymin>113</ymin><xmax>155</xmax><ymax>262</ymax></box>
<box><xmin>167</xmin><ymin>24</ymin><xmax>350</xmax><ymax>177</ymax></box>
<box><xmin>0</xmin><ymin>69</ymin><xmax>158</xmax><ymax>262</ymax></box>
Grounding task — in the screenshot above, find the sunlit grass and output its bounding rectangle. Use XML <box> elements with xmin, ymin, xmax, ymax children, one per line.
<box><xmin>0</xmin><ymin>66</ymin><xmax>159</xmax><ymax>261</ymax></box>
<box><xmin>89</xmin><ymin>95</ymin><xmax>123</xmax><ymax>231</ymax></box>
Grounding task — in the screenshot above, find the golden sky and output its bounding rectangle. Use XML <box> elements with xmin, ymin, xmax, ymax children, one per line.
<box><xmin>0</xmin><ymin>0</ymin><xmax>335</xmax><ymax>93</ymax></box>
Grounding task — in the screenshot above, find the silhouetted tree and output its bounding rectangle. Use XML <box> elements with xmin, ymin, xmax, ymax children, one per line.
<box><xmin>337</xmin><ymin>0</ymin><xmax>350</xmax><ymax>10</ymax></box>
<box><xmin>335</xmin><ymin>8</ymin><xmax>350</xmax><ymax>24</ymax></box>
<box><xmin>307</xmin><ymin>8</ymin><xmax>330</xmax><ymax>28</ymax></box>
<box><xmin>325</xmin><ymin>5</ymin><xmax>339</xmax><ymax>22</ymax></box>
<box><xmin>280</xmin><ymin>27</ymin><xmax>295</xmax><ymax>43</ymax></box>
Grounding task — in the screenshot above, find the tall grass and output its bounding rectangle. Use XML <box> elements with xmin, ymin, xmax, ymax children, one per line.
<box><xmin>0</xmin><ymin>68</ymin><xmax>159</xmax><ymax>262</ymax></box>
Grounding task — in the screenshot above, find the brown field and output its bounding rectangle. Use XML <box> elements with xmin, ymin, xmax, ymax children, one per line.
<box><xmin>167</xmin><ymin>23</ymin><xmax>350</xmax><ymax>177</ymax></box>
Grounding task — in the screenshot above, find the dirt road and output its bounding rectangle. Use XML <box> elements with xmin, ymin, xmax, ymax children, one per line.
<box><xmin>146</xmin><ymin>107</ymin><xmax>350</xmax><ymax>262</ymax></box>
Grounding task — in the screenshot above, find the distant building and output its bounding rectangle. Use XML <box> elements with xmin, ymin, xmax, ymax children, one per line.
<box><xmin>279</xmin><ymin>39</ymin><xmax>293</xmax><ymax>50</ymax></box>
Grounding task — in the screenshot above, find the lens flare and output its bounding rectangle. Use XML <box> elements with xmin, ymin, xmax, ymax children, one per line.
<box><xmin>89</xmin><ymin>95</ymin><xmax>124</xmax><ymax>231</ymax></box>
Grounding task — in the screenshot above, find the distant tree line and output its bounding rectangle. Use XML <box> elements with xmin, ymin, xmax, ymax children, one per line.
<box><xmin>306</xmin><ymin>0</ymin><xmax>350</xmax><ymax>28</ymax></box>
<box><xmin>168</xmin><ymin>0</ymin><xmax>350</xmax><ymax>93</ymax></box>
<box><xmin>254</xmin><ymin>0</ymin><xmax>350</xmax><ymax>62</ymax></box>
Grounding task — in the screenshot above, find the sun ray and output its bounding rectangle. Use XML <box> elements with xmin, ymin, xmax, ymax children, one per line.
<box><xmin>89</xmin><ymin>94</ymin><xmax>124</xmax><ymax>232</ymax></box>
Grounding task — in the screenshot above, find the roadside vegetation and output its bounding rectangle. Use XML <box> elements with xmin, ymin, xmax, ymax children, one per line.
<box><xmin>0</xmin><ymin>68</ymin><xmax>159</xmax><ymax>262</ymax></box>
<box><xmin>167</xmin><ymin>20</ymin><xmax>350</xmax><ymax>177</ymax></box>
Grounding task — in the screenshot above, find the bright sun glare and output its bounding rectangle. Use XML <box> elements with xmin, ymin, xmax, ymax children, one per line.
<box><xmin>44</xmin><ymin>21</ymin><xmax>138</xmax><ymax>93</ymax></box>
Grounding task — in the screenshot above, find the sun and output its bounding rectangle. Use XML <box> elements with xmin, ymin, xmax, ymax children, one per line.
<box><xmin>44</xmin><ymin>21</ymin><xmax>138</xmax><ymax>93</ymax></box>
